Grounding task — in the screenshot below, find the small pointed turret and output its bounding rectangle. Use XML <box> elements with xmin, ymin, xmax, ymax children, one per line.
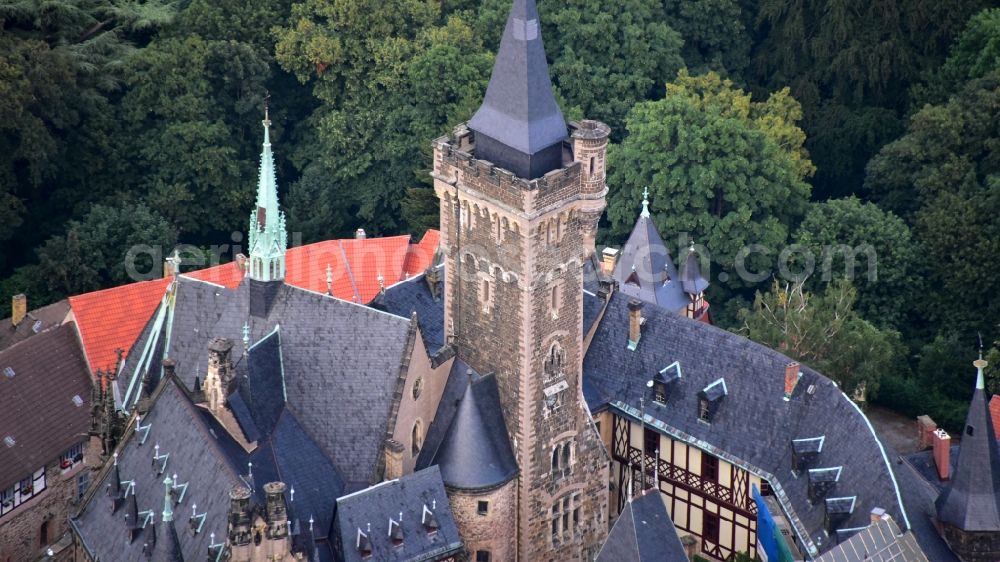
<box><xmin>150</xmin><ymin>475</ymin><xmax>183</xmax><ymax>562</ymax></box>
<box><xmin>468</xmin><ymin>0</ymin><xmax>567</xmax><ymax>179</ymax></box>
<box><xmin>935</xmin><ymin>355</ymin><xmax>1000</xmax><ymax>557</ymax></box>
<box><xmin>612</xmin><ymin>192</ymin><xmax>687</xmax><ymax>314</ymax></box>
<box><xmin>247</xmin><ymin>106</ymin><xmax>287</xmax><ymax>283</ymax></box>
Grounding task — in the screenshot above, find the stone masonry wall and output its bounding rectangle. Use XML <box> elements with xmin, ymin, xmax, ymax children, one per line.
<box><xmin>447</xmin><ymin>479</ymin><xmax>517</xmax><ymax>562</ymax></box>
<box><xmin>0</xmin><ymin>447</ymin><xmax>95</xmax><ymax>562</ymax></box>
<box><xmin>433</xmin><ymin>122</ymin><xmax>611</xmax><ymax>562</ymax></box>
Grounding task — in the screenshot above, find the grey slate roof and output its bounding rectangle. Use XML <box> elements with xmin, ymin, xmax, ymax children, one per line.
<box><xmin>74</xmin><ymin>370</ymin><xmax>345</xmax><ymax>562</ymax></box>
<box><xmin>583</xmin><ymin>292</ymin><xmax>908</xmax><ymax>556</ymax></box>
<box><xmin>0</xmin><ymin>322</ymin><xmax>91</xmax><ymax>490</ymax></box>
<box><xmin>680</xmin><ymin>247</ymin><xmax>709</xmax><ymax>296</ymax></box>
<box><xmin>431</xmin><ymin>373</ymin><xmax>518</xmax><ymax>491</ymax></box>
<box><xmin>612</xmin><ymin>212</ymin><xmax>688</xmax><ymax>314</ymax></box>
<box><xmin>121</xmin><ymin>276</ymin><xmax>413</xmax><ymax>486</ymax></box>
<box><xmin>894</xmin><ymin>451</ymin><xmax>962</xmax><ymax>562</ymax></box>
<box><xmin>467</xmin><ymin>0</ymin><xmax>567</xmax><ymax>179</ymax></box>
<box><xmin>150</xmin><ymin>518</ymin><xmax>185</xmax><ymax>562</ymax></box>
<box><xmin>334</xmin><ymin>466</ymin><xmax>463</xmax><ymax>562</ymax></box>
<box><xmin>596</xmin><ymin>490</ymin><xmax>688</xmax><ymax>562</ymax></box>
<box><xmin>415</xmin><ymin>359</ymin><xmax>471</xmax><ymax>471</ymax></box>
<box><xmin>73</xmin><ymin>381</ymin><xmax>245</xmax><ymax>562</ymax></box>
<box><xmin>934</xmin><ymin>368</ymin><xmax>1000</xmax><ymax>532</ymax></box>
<box><xmin>816</xmin><ymin>517</ymin><xmax>928</xmax><ymax>562</ymax></box>
<box><xmin>0</xmin><ymin>299</ymin><xmax>70</xmax><ymax>351</ymax></box>
<box><xmin>373</xmin><ymin>268</ymin><xmax>446</xmax><ymax>353</ymax></box>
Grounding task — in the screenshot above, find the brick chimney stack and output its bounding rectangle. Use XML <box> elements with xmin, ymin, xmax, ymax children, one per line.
<box><xmin>917</xmin><ymin>415</ymin><xmax>937</xmax><ymax>450</ymax></box>
<box><xmin>602</xmin><ymin>247</ymin><xmax>619</xmax><ymax>275</ymax></box>
<box><xmin>383</xmin><ymin>439</ymin><xmax>404</xmax><ymax>481</ymax></box>
<box><xmin>933</xmin><ymin>428</ymin><xmax>951</xmax><ymax>481</ymax></box>
<box><xmin>11</xmin><ymin>294</ymin><xmax>26</xmax><ymax>327</ymax></box>
<box><xmin>628</xmin><ymin>300</ymin><xmax>643</xmax><ymax>350</ymax></box>
<box><xmin>784</xmin><ymin>362</ymin><xmax>801</xmax><ymax>401</ymax></box>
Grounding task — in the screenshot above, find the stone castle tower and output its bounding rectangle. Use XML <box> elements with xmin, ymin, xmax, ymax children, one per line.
<box><xmin>432</xmin><ymin>0</ymin><xmax>611</xmax><ymax>559</ymax></box>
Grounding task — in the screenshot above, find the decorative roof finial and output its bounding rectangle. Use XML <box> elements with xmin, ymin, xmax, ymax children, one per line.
<box><xmin>640</xmin><ymin>187</ymin><xmax>651</xmax><ymax>218</ymax></box>
<box><xmin>162</xmin><ymin>475</ymin><xmax>174</xmax><ymax>522</ymax></box>
<box><xmin>326</xmin><ymin>264</ymin><xmax>333</xmax><ymax>296</ymax></box>
<box><xmin>975</xmin><ymin>332</ymin><xmax>988</xmax><ymax>390</ymax></box>
<box><xmin>242</xmin><ymin>321</ymin><xmax>250</xmax><ymax>349</ymax></box>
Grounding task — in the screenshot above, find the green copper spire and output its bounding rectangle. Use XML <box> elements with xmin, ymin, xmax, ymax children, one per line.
<box><xmin>248</xmin><ymin>106</ymin><xmax>287</xmax><ymax>282</ymax></box>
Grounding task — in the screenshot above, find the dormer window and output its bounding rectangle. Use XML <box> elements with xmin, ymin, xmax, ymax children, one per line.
<box><xmin>389</xmin><ymin>516</ymin><xmax>403</xmax><ymax>547</ymax></box>
<box><xmin>357</xmin><ymin>528</ymin><xmax>372</xmax><ymax>558</ymax></box>
<box><xmin>791</xmin><ymin>436</ymin><xmax>824</xmax><ymax>473</ymax></box>
<box><xmin>824</xmin><ymin>496</ymin><xmax>856</xmax><ymax>532</ymax></box>
<box><xmin>650</xmin><ymin>361</ymin><xmax>681</xmax><ymax>404</ymax></box>
<box><xmin>807</xmin><ymin>466</ymin><xmax>842</xmax><ymax>503</ymax></box>
<box><xmin>697</xmin><ymin>378</ymin><xmax>727</xmax><ymax>423</ymax></box>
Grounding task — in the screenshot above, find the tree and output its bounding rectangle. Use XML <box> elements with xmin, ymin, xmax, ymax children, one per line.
<box><xmin>663</xmin><ymin>0</ymin><xmax>750</xmax><ymax>75</ymax></box>
<box><xmin>793</xmin><ymin>198</ymin><xmax>920</xmax><ymax>330</ymax></box>
<box><xmin>866</xmin><ymin>74</ymin><xmax>1000</xmax><ymax>342</ymax></box>
<box><xmin>747</xmin><ymin>0</ymin><xmax>987</xmax><ymax>197</ymax></box>
<box><xmin>738</xmin><ymin>279</ymin><xmax>902</xmax><ymax>399</ymax></box>
<box><xmin>36</xmin><ymin>203</ymin><xmax>177</xmax><ymax>299</ymax></box>
<box><xmin>606</xmin><ymin>72</ymin><xmax>812</xmax><ymax>288</ymax></box>
<box><xmin>538</xmin><ymin>0</ymin><xmax>684</xmax><ymax>138</ymax></box>
<box><xmin>914</xmin><ymin>8</ymin><xmax>1000</xmax><ymax>106</ymax></box>
<box><xmin>276</xmin><ymin>8</ymin><xmax>492</xmax><ymax>234</ymax></box>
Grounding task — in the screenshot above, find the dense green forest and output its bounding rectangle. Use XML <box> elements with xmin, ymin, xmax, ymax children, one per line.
<box><xmin>2</xmin><ymin>0</ymin><xmax>998</xmax><ymax>429</ymax></box>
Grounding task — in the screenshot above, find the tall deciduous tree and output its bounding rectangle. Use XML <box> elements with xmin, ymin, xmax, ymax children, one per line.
<box><xmin>738</xmin><ymin>279</ymin><xmax>902</xmax><ymax>399</ymax></box>
<box><xmin>866</xmin><ymin>74</ymin><xmax>1000</xmax><ymax>342</ymax></box>
<box><xmin>276</xmin><ymin>6</ymin><xmax>491</xmax><ymax>235</ymax></box>
<box><xmin>793</xmin><ymin>197</ymin><xmax>920</xmax><ymax>330</ymax></box>
<box><xmin>606</xmin><ymin>71</ymin><xmax>812</xmax><ymax>287</ymax></box>
<box><xmin>35</xmin><ymin>203</ymin><xmax>177</xmax><ymax>298</ymax></box>
<box><xmin>539</xmin><ymin>0</ymin><xmax>684</xmax><ymax>138</ymax></box>
<box><xmin>748</xmin><ymin>0</ymin><xmax>987</xmax><ymax>198</ymax></box>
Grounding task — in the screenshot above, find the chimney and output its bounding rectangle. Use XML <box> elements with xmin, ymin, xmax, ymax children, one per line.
<box><xmin>628</xmin><ymin>300</ymin><xmax>643</xmax><ymax>350</ymax></box>
<box><xmin>784</xmin><ymin>362</ymin><xmax>801</xmax><ymax>401</ymax></box>
<box><xmin>203</xmin><ymin>338</ymin><xmax>234</xmax><ymax>415</ymax></box>
<box><xmin>916</xmin><ymin>415</ymin><xmax>937</xmax><ymax>450</ymax></box>
<box><xmin>932</xmin><ymin>428</ymin><xmax>951</xmax><ymax>481</ymax></box>
<box><xmin>384</xmin><ymin>439</ymin><xmax>404</xmax><ymax>481</ymax></box>
<box><xmin>355</xmin><ymin>228</ymin><xmax>367</xmax><ymax>240</ymax></box>
<box><xmin>11</xmin><ymin>294</ymin><xmax>26</xmax><ymax>327</ymax></box>
<box><xmin>235</xmin><ymin>254</ymin><xmax>248</xmax><ymax>275</ymax></box>
<box><xmin>228</xmin><ymin>486</ymin><xmax>253</xmax><ymax>561</ymax></box>
<box><xmin>602</xmin><ymin>247</ymin><xmax>619</xmax><ymax>275</ymax></box>
<box><xmin>869</xmin><ymin>507</ymin><xmax>889</xmax><ymax>525</ymax></box>
<box><xmin>264</xmin><ymin>481</ymin><xmax>289</xmax><ymax>551</ymax></box>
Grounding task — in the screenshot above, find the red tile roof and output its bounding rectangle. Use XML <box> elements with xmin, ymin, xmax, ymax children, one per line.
<box><xmin>68</xmin><ymin>278</ymin><xmax>171</xmax><ymax>375</ymax></box>
<box><xmin>404</xmin><ymin>230</ymin><xmax>440</xmax><ymax>276</ymax></box>
<box><xmin>68</xmin><ymin>231</ymin><xmax>441</xmax><ymax>374</ymax></box>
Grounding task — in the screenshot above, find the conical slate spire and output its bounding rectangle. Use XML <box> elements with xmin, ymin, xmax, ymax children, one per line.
<box><xmin>935</xmin><ymin>357</ymin><xmax>1000</xmax><ymax>532</ymax></box>
<box><xmin>247</xmin><ymin>107</ymin><xmax>287</xmax><ymax>282</ymax></box>
<box><xmin>612</xmin><ymin>194</ymin><xmax>687</xmax><ymax>314</ymax></box>
<box><xmin>468</xmin><ymin>0</ymin><xmax>567</xmax><ymax>179</ymax></box>
<box><xmin>681</xmin><ymin>244</ymin><xmax>709</xmax><ymax>296</ymax></box>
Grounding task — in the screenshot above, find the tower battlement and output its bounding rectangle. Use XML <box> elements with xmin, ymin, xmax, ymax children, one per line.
<box><xmin>434</xmin><ymin>120</ymin><xmax>608</xmax><ymax>218</ymax></box>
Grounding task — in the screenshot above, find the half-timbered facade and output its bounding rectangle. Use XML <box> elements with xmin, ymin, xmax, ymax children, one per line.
<box><xmin>601</xmin><ymin>411</ymin><xmax>765</xmax><ymax>559</ymax></box>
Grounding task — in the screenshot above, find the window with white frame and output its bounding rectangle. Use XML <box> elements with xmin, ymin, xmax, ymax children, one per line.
<box><xmin>60</xmin><ymin>442</ymin><xmax>85</xmax><ymax>471</ymax></box>
<box><xmin>0</xmin><ymin>467</ymin><xmax>46</xmax><ymax>516</ymax></box>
